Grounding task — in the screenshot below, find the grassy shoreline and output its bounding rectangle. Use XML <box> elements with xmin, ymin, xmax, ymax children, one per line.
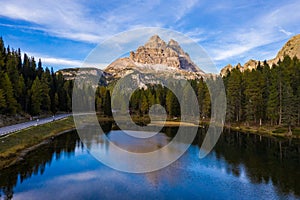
<box><xmin>98</xmin><ymin>115</ymin><xmax>300</xmax><ymax>138</ymax></box>
<box><xmin>1</xmin><ymin>115</ymin><xmax>299</xmax><ymax>168</ymax></box>
<box><xmin>0</xmin><ymin>116</ymin><xmax>75</xmax><ymax>168</ymax></box>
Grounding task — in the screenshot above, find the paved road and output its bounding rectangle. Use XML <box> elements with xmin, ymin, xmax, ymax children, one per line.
<box><xmin>0</xmin><ymin>114</ymin><xmax>71</xmax><ymax>137</ymax></box>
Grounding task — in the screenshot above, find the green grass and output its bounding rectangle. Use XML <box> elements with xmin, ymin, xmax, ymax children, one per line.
<box><xmin>224</xmin><ymin>122</ymin><xmax>300</xmax><ymax>138</ymax></box>
<box><xmin>291</xmin><ymin>128</ymin><xmax>300</xmax><ymax>136</ymax></box>
<box><xmin>272</xmin><ymin>127</ymin><xmax>287</xmax><ymax>134</ymax></box>
<box><xmin>0</xmin><ymin>116</ymin><xmax>75</xmax><ymax>168</ymax></box>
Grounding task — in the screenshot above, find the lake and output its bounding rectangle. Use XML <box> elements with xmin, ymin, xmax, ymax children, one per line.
<box><xmin>0</xmin><ymin>123</ymin><xmax>300</xmax><ymax>199</ymax></box>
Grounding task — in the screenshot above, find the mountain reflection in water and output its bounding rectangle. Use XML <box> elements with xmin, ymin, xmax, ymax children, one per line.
<box><xmin>0</xmin><ymin>122</ymin><xmax>299</xmax><ymax>199</ymax></box>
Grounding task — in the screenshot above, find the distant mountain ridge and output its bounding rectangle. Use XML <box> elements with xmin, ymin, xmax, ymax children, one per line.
<box><xmin>220</xmin><ymin>34</ymin><xmax>300</xmax><ymax>76</ymax></box>
<box><xmin>59</xmin><ymin>35</ymin><xmax>206</xmax><ymax>88</ymax></box>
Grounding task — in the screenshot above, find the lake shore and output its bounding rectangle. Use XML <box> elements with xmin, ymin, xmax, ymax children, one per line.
<box><xmin>0</xmin><ymin>117</ymin><xmax>75</xmax><ymax>169</ymax></box>
<box><xmin>1</xmin><ymin>115</ymin><xmax>299</xmax><ymax>169</ymax></box>
<box><xmin>97</xmin><ymin>115</ymin><xmax>300</xmax><ymax>138</ymax></box>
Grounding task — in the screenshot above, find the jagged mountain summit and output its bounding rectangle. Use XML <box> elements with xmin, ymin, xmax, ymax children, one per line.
<box><xmin>220</xmin><ymin>34</ymin><xmax>300</xmax><ymax>76</ymax></box>
<box><xmin>58</xmin><ymin>35</ymin><xmax>206</xmax><ymax>88</ymax></box>
<box><xmin>104</xmin><ymin>35</ymin><xmax>205</xmax><ymax>80</ymax></box>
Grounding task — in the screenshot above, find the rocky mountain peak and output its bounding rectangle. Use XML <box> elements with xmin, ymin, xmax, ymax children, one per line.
<box><xmin>104</xmin><ymin>35</ymin><xmax>205</xmax><ymax>83</ymax></box>
<box><xmin>144</xmin><ymin>35</ymin><xmax>167</xmax><ymax>49</ymax></box>
<box><xmin>167</xmin><ymin>39</ymin><xmax>185</xmax><ymax>55</ymax></box>
<box><xmin>126</xmin><ymin>35</ymin><xmax>202</xmax><ymax>72</ymax></box>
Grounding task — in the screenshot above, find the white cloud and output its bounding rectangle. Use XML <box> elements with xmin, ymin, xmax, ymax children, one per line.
<box><xmin>26</xmin><ymin>52</ymin><xmax>109</xmax><ymax>69</ymax></box>
<box><xmin>172</xmin><ymin>0</ymin><xmax>199</xmax><ymax>21</ymax></box>
<box><xmin>206</xmin><ymin>1</ymin><xmax>300</xmax><ymax>65</ymax></box>
<box><xmin>279</xmin><ymin>27</ymin><xmax>293</xmax><ymax>36</ymax></box>
<box><xmin>42</xmin><ymin>57</ymin><xmax>83</xmax><ymax>67</ymax></box>
<box><xmin>0</xmin><ymin>0</ymin><xmax>199</xmax><ymax>44</ymax></box>
<box><xmin>1</xmin><ymin>0</ymin><xmax>299</xmax><ymax>70</ymax></box>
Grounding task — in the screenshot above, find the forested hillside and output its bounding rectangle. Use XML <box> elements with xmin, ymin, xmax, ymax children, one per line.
<box><xmin>1</xmin><ymin>36</ymin><xmax>300</xmax><ymax>134</ymax></box>
<box><xmin>223</xmin><ymin>56</ymin><xmax>300</xmax><ymax>132</ymax></box>
<box><xmin>0</xmin><ymin>37</ymin><xmax>72</xmax><ymax>116</ymax></box>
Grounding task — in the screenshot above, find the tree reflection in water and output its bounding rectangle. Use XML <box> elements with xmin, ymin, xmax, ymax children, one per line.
<box><xmin>196</xmin><ymin>128</ymin><xmax>300</xmax><ymax>197</ymax></box>
<box><xmin>0</xmin><ymin>131</ymin><xmax>82</xmax><ymax>199</ymax></box>
<box><xmin>0</xmin><ymin>122</ymin><xmax>299</xmax><ymax>199</ymax></box>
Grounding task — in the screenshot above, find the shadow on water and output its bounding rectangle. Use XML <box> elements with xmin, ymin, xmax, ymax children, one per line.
<box><xmin>0</xmin><ymin>131</ymin><xmax>82</xmax><ymax>199</ymax></box>
<box><xmin>196</xmin><ymin>127</ymin><xmax>300</xmax><ymax>197</ymax></box>
<box><xmin>0</xmin><ymin>121</ymin><xmax>300</xmax><ymax>199</ymax></box>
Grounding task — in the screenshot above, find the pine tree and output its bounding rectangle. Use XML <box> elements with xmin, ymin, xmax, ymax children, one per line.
<box><xmin>226</xmin><ymin>69</ymin><xmax>243</xmax><ymax>123</ymax></box>
<box><xmin>0</xmin><ymin>72</ymin><xmax>18</xmax><ymax>114</ymax></box>
<box><xmin>22</xmin><ymin>53</ymin><xmax>30</xmax><ymax>82</ymax></box>
<box><xmin>243</xmin><ymin>69</ymin><xmax>264</xmax><ymax>124</ymax></box>
<box><xmin>166</xmin><ymin>89</ymin><xmax>180</xmax><ymax>117</ymax></box>
<box><xmin>146</xmin><ymin>89</ymin><xmax>156</xmax><ymax>107</ymax></box>
<box><xmin>261</xmin><ymin>62</ymin><xmax>271</xmax><ymax>121</ymax></box>
<box><xmin>140</xmin><ymin>90</ymin><xmax>149</xmax><ymax>115</ymax></box>
<box><xmin>16</xmin><ymin>74</ymin><xmax>25</xmax><ymax>111</ymax></box>
<box><xmin>40</xmin><ymin>73</ymin><xmax>51</xmax><ymax>111</ymax></box>
<box><xmin>198</xmin><ymin>78</ymin><xmax>211</xmax><ymax>119</ymax></box>
<box><xmin>37</xmin><ymin>58</ymin><xmax>44</xmax><ymax>79</ymax></box>
<box><xmin>0</xmin><ymin>37</ymin><xmax>5</xmax><ymax>70</ymax></box>
<box><xmin>0</xmin><ymin>89</ymin><xmax>6</xmax><ymax>111</ymax></box>
<box><xmin>103</xmin><ymin>90</ymin><xmax>112</xmax><ymax>116</ymax></box>
<box><xmin>30</xmin><ymin>77</ymin><xmax>42</xmax><ymax>115</ymax></box>
<box><xmin>52</xmin><ymin>93</ymin><xmax>59</xmax><ymax>114</ymax></box>
<box><xmin>282</xmin><ymin>83</ymin><xmax>296</xmax><ymax>134</ymax></box>
<box><xmin>267</xmin><ymin>69</ymin><xmax>279</xmax><ymax>125</ymax></box>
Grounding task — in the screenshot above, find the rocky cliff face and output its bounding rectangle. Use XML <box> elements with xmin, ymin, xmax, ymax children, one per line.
<box><xmin>277</xmin><ymin>34</ymin><xmax>300</xmax><ymax>60</ymax></box>
<box><xmin>58</xmin><ymin>35</ymin><xmax>206</xmax><ymax>89</ymax></box>
<box><xmin>105</xmin><ymin>35</ymin><xmax>205</xmax><ymax>81</ymax></box>
<box><xmin>57</xmin><ymin>67</ymin><xmax>109</xmax><ymax>86</ymax></box>
<box><xmin>128</xmin><ymin>35</ymin><xmax>200</xmax><ymax>72</ymax></box>
<box><xmin>220</xmin><ymin>34</ymin><xmax>300</xmax><ymax>76</ymax></box>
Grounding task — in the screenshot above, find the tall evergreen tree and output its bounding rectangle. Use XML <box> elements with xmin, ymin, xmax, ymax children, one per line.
<box><xmin>37</xmin><ymin>58</ymin><xmax>44</xmax><ymax>79</ymax></box>
<box><xmin>0</xmin><ymin>89</ymin><xmax>6</xmax><ymax>111</ymax></box>
<box><xmin>30</xmin><ymin>77</ymin><xmax>42</xmax><ymax>115</ymax></box>
<box><xmin>197</xmin><ymin>78</ymin><xmax>210</xmax><ymax>119</ymax></box>
<box><xmin>40</xmin><ymin>73</ymin><xmax>51</xmax><ymax>111</ymax></box>
<box><xmin>0</xmin><ymin>72</ymin><xmax>17</xmax><ymax>114</ymax></box>
<box><xmin>243</xmin><ymin>69</ymin><xmax>264</xmax><ymax>124</ymax></box>
<box><xmin>0</xmin><ymin>37</ymin><xmax>5</xmax><ymax>70</ymax></box>
<box><xmin>166</xmin><ymin>89</ymin><xmax>180</xmax><ymax>117</ymax></box>
<box><xmin>267</xmin><ymin>69</ymin><xmax>279</xmax><ymax>125</ymax></box>
<box><xmin>103</xmin><ymin>90</ymin><xmax>112</xmax><ymax>117</ymax></box>
<box><xmin>226</xmin><ymin>69</ymin><xmax>243</xmax><ymax>123</ymax></box>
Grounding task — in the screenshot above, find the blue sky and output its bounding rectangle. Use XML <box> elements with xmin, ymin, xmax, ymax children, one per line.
<box><xmin>0</xmin><ymin>0</ymin><xmax>300</xmax><ymax>71</ymax></box>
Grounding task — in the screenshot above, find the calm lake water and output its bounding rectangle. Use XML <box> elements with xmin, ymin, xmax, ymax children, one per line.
<box><xmin>0</xmin><ymin>123</ymin><xmax>300</xmax><ymax>200</ymax></box>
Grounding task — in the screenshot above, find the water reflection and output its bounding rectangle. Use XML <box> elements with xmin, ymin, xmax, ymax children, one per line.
<box><xmin>0</xmin><ymin>131</ymin><xmax>82</xmax><ymax>199</ymax></box>
<box><xmin>209</xmin><ymin>130</ymin><xmax>300</xmax><ymax>197</ymax></box>
<box><xmin>0</xmin><ymin>124</ymin><xmax>299</xmax><ymax>199</ymax></box>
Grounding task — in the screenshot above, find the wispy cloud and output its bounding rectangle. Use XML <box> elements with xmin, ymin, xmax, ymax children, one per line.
<box><xmin>0</xmin><ymin>0</ymin><xmax>198</xmax><ymax>44</ymax></box>
<box><xmin>0</xmin><ymin>0</ymin><xmax>104</xmax><ymax>43</ymax></box>
<box><xmin>42</xmin><ymin>57</ymin><xmax>83</xmax><ymax>67</ymax></box>
<box><xmin>205</xmin><ymin>1</ymin><xmax>300</xmax><ymax>66</ymax></box>
<box><xmin>0</xmin><ymin>0</ymin><xmax>299</xmax><ymax>70</ymax></box>
<box><xmin>27</xmin><ymin>52</ymin><xmax>108</xmax><ymax>69</ymax></box>
<box><xmin>279</xmin><ymin>27</ymin><xmax>293</xmax><ymax>36</ymax></box>
<box><xmin>172</xmin><ymin>0</ymin><xmax>199</xmax><ymax>21</ymax></box>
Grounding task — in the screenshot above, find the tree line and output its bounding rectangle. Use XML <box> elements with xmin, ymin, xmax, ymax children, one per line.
<box><xmin>223</xmin><ymin>56</ymin><xmax>300</xmax><ymax>132</ymax></box>
<box><xmin>96</xmin><ymin>78</ymin><xmax>211</xmax><ymax>119</ymax></box>
<box><xmin>0</xmin><ymin>37</ymin><xmax>72</xmax><ymax>116</ymax></box>
<box><xmin>2</xmin><ymin>36</ymin><xmax>299</xmax><ymax>132</ymax></box>
<box><xmin>98</xmin><ymin>55</ymin><xmax>300</xmax><ymax>133</ymax></box>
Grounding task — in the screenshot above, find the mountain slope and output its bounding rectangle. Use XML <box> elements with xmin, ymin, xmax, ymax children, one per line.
<box><xmin>220</xmin><ymin>34</ymin><xmax>300</xmax><ymax>76</ymax></box>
